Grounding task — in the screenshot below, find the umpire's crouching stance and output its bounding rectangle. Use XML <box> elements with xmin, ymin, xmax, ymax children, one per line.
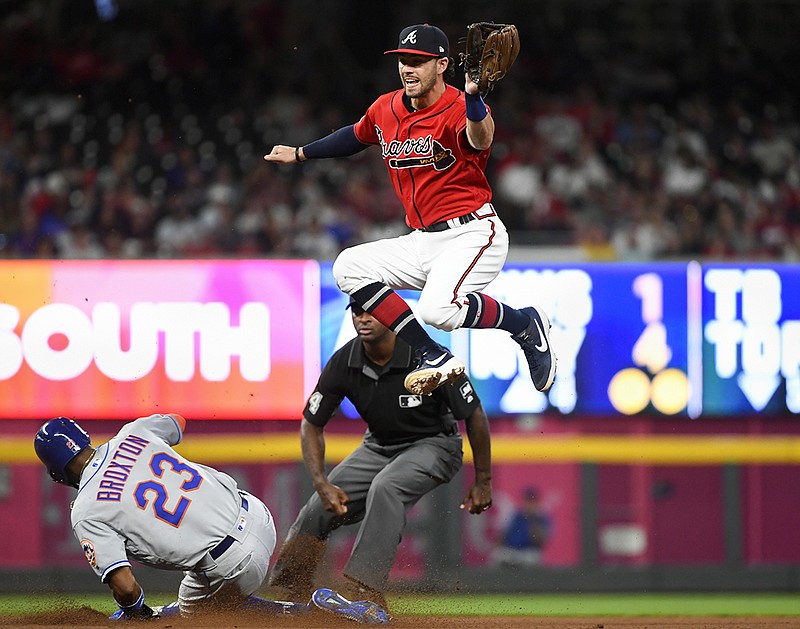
<box><xmin>268</xmin><ymin>298</ymin><xmax>493</xmax><ymax>608</ymax></box>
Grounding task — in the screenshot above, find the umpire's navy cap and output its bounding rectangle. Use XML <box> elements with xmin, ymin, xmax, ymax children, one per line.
<box><xmin>385</xmin><ymin>24</ymin><xmax>449</xmax><ymax>58</ymax></box>
<box><xmin>346</xmin><ymin>297</ymin><xmax>369</xmax><ymax>316</ymax></box>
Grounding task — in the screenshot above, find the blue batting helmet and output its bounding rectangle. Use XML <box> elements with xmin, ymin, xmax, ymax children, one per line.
<box><xmin>34</xmin><ymin>417</ymin><xmax>91</xmax><ymax>488</ymax></box>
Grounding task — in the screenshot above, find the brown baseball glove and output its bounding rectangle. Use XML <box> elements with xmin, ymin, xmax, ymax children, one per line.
<box><xmin>459</xmin><ymin>22</ymin><xmax>520</xmax><ymax>97</ymax></box>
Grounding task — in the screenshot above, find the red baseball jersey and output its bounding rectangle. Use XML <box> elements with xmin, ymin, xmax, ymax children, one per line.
<box><xmin>353</xmin><ymin>84</ymin><xmax>492</xmax><ymax>229</ymax></box>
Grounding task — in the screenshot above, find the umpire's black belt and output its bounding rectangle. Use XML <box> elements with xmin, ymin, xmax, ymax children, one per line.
<box><xmin>419</xmin><ymin>204</ymin><xmax>496</xmax><ymax>232</ymax></box>
<box><xmin>209</xmin><ymin>493</ymin><xmax>249</xmax><ymax>560</ymax></box>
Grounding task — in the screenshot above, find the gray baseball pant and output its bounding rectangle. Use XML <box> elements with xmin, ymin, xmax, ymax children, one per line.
<box><xmin>285</xmin><ymin>431</ymin><xmax>463</xmax><ymax>592</ymax></box>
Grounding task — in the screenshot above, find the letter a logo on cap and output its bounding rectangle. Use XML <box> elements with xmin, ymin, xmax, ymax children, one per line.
<box><xmin>401</xmin><ymin>29</ymin><xmax>417</xmax><ymax>44</ymax></box>
<box><xmin>385</xmin><ymin>24</ymin><xmax>449</xmax><ymax>57</ymax></box>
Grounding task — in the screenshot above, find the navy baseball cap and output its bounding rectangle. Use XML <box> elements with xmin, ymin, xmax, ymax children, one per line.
<box><xmin>384</xmin><ymin>24</ymin><xmax>449</xmax><ymax>58</ymax></box>
<box><xmin>346</xmin><ymin>297</ymin><xmax>367</xmax><ymax>314</ymax></box>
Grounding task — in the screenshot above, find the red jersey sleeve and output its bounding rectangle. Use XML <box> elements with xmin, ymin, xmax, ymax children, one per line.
<box><xmin>354</xmin><ymin>107</ymin><xmax>380</xmax><ymax>145</ymax></box>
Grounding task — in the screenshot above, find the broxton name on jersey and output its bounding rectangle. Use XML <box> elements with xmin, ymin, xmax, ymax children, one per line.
<box><xmin>71</xmin><ymin>414</ymin><xmax>245</xmax><ymax>579</ymax></box>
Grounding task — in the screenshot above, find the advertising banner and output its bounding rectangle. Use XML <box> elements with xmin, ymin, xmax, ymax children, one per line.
<box><xmin>2</xmin><ymin>260</ymin><xmax>798</xmax><ymax>420</ymax></box>
<box><xmin>320</xmin><ymin>261</ymin><xmax>800</xmax><ymax>418</ymax></box>
<box><xmin>0</xmin><ymin>260</ymin><xmax>319</xmax><ymax>419</ymax></box>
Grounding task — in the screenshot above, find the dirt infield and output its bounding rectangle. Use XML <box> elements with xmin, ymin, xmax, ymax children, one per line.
<box><xmin>1</xmin><ymin>609</ymin><xmax>799</xmax><ymax>629</ymax></box>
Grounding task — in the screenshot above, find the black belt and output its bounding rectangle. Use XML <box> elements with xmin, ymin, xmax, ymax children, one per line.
<box><xmin>209</xmin><ymin>494</ymin><xmax>249</xmax><ymax>560</ymax></box>
<box><xmin>420</xmin><ymin>212</ymin><xmax>479</xmax><ymax>232</ymax></box>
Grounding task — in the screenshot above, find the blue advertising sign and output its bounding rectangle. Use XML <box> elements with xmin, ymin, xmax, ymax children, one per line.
<box><xmin>319</xmin><ymin>262</ymin><xmax>800</xmax><ymax>418</ymax></box>
<box><xmin>701</xmin><ymin>264</ymin><xmax>800</xmax><ymax>416</ymax></box>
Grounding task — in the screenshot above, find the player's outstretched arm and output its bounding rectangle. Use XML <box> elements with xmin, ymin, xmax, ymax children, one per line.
<box><xmin>264</xmin><ymin>126</ymin><xmax>369</xmax><ymax>165</ymax></box>
<box><xmin>460</xmin><ymin>403</ymin><xmax>493</xmax><ymax>514</ymax></box>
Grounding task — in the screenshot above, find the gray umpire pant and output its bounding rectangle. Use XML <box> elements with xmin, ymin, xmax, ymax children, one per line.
<box><xmin>283</xmin><ymin>431</ymin><xmax>463</xmax><ymax>593</ymax></box>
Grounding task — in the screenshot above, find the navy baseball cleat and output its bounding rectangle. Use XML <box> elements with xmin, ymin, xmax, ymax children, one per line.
<box><xmin>403</xmin><ymin>344</ymin><xmax>465</xmax><ymax>395</ymax></box>
<box><xmin>512</xmin><ymin>305</ymin><xmax>557</xmax><ymax>392</ymax></box>
<box><xmin>311</xmin><ymin>587</ymin><xmax>391</xmax><ymax>624</ymax></box>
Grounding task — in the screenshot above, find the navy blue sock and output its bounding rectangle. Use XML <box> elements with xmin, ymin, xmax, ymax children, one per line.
<box><xmin>462</xmin><ymin>293</ymin><xmax>530</xmax><ymax>335</ymax></box>
<box><xmin>351</xmin><ymin>283</ymin><xmax>437</xmax><ymax>352</ymax></box>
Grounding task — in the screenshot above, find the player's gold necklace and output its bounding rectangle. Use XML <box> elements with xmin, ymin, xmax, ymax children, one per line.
<box><xmin>79</xmin><ymin>450</ymin><xmax>96</xmax><ymax>478</ymax></box>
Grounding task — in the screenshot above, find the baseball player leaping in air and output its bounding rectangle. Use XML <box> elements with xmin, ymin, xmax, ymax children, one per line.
<box><xmin>34</xmin><ymin>415</ymin><xmax>390</xmax><ymax>624</ymax></box>
<box><xmin>264</xmin><ymin>23</ymin><xmax>556</xmax><ymax>397</ymax></box>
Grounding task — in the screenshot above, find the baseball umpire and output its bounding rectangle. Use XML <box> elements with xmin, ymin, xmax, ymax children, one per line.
<box><xmin>33</xmin><ymin>413</ymin><xmax>390</xmax><ymax>624</ymax></box>
<box><xmin>264</xmin><ymin>22</ymin><xmax>556</xmax><ymax>399</ymax></box>
<box><xmin>267</xmin><ymin>297</ymin><xmax>493</xmax><ymax>608</ymax></box>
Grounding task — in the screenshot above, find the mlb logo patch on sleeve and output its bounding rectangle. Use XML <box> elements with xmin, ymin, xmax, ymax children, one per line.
<box><xmin>459</xmin><ymin>381</ymin><xmax>474</xmax><ymax>403</ymax></box>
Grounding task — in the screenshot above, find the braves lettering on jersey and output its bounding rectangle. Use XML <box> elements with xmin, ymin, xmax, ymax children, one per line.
<box><xmin>70</xmin><ymin>414</ymin><xmax>243</xmax><ymax>581</ymax></box>
<box><xmin>353</xmin><ymin>84</ymin><xmax>492</xmax><ymax>229</ymax></box>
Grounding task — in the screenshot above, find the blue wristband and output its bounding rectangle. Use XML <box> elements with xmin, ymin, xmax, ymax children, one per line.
<box><xmin>465</xmin><ymin>92</ymin><xmax>488</xmax><ymax>122</ymax></box>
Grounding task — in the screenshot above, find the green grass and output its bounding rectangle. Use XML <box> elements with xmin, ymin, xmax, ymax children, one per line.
<box><xmin>0</xmin><ymin>593</ymin><xmax>170</xmax><ymax>616</ymax></box>
<box><xmin>1</xmin><ymin>593</ymin><xmax>798</xmax><ymax>617</ymax></box>
<box><xmin>388</xmin><ymin>593</ymin><xmax>800</xmax><ymax>616</ymax></box>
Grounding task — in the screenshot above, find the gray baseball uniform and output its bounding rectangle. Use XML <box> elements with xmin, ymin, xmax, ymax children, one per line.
<box><xmin>270</xmin><ymin>336</ymin><xmax>478</xmax><ymax>594</ymax></box>
<box><xmin>71</xmin><ymin>413</ymin><xmax>276</xmax><ymax>613</ymax></box>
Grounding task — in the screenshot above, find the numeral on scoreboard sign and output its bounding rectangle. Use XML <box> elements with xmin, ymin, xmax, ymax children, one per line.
<box><xmin>632</xmin><ymin>273</ymin><xmax>672</xmax><ymax>373</ymax></box>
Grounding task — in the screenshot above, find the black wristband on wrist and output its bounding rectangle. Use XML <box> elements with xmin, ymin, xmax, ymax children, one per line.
<box><xmin>295</xmin><ymin>146</ymin><xmax>302</xmax><ymax>162</ymax></box>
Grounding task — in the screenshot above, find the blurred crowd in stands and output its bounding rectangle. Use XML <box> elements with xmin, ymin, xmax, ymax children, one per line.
<box><xmin>1</xmin><ymin>0</ymin><xmax>799</xmax><ymax>261</ymax></box>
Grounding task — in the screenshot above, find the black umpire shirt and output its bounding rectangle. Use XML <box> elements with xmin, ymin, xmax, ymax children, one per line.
<box><xmin>303</xmin><ymin>337</ymin><xmax>481</xmax><ymax>446</ymax></box>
